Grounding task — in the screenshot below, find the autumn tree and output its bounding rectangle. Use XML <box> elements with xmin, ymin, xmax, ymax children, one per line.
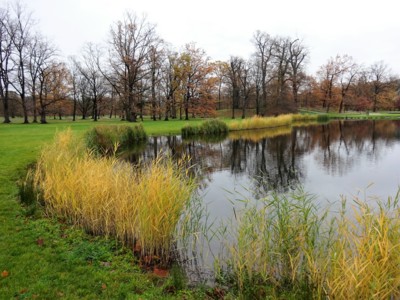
<box><xmin>211</xmin><ymin>60</ymin><xmax>229</xmax><ymax>110</ymax></box>
<box><xmin>179</xmin><ymin>43</ymin><xmax>212</xmax><ymax>120</ymax></box>
<box><xmin>317</xmin><ymin>55</ymin><xmax>348</xmax><ymax>112</ymax></box>
<box><xmin>37</xmin><ymin>61</ymin><xmax>70</xmax><ymax>123</ymax></box>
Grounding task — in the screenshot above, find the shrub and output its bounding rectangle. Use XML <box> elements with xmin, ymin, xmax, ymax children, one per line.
<box><xmin>181</xmin><ymin>119</ymin><xmax>228</xmax><ymax>139</ymax></box>
<box><xmin>85</xmin><ymin>125</ymin><xmax>147</xmax><ymax>155</ymax></box>
<box><xmin>316</xmin><ymin>114</ymin><xmax>329</xmax><ymax>122</ymax></box>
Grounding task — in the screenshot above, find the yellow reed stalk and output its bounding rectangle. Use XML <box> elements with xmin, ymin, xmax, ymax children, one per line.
<box><xmin>34</xmin><ymin>130</ymin><xmax>195</xmax><ymax>262</ymax></box>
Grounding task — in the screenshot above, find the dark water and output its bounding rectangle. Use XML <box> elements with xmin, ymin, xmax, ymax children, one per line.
<box><xmin>126</xmin><ymin>119</ymin><xmax>400</xmax><ymax>280</ymax></box>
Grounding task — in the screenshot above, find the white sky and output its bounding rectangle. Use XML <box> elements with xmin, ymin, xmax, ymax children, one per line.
<box><xmin>4</xmin><ymin>0</ymin><xmax>400</xmax><ymax>75</ymax></box>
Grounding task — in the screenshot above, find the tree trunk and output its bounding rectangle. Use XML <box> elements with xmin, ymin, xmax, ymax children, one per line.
<box><xmin>2</xmin><ymin>92</ymin><xmax>11</xmax><ymax>123</ymax></box>
<box><xmin>72</xmin><ymin>97</ymin><xmax>77</xmax><ymax>121</ymax></box>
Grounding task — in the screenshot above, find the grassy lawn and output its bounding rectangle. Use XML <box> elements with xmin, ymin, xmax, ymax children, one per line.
<box><xmin>0</xmin><ymin>117</ymin><xmax>207</xmax><ymax>299</ymax></box>
<box><xmin>299</xmin><ymin>109</ymin><xmax>400</xmax><ymax>119</ymax></box>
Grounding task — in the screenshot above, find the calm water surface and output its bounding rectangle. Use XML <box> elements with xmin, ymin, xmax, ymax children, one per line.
<box><xmin>129</xmin><ymin>120</ymin><xmax>400</xmax><ymax>208</ymax></box>
<box><xmin>128</xmin><ymin>119</ymin><xmax>400</xmax><ymax>280</ymax></box>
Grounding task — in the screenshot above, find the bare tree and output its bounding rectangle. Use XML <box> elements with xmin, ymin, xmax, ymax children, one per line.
<box><xmin>0</xmin><ymin>6</ymin><xmax>14</xmax><ymax>123</ymax></box>
<box><xmin>73</xmin><ymin>43</ymin><xmax>107</xmax><ymax>121</ymax></box>
<box><xmin>369</xmin><ymin>61</ymin><xmax>390</xmax><ymax>112</ymax></box>
<box><xmin>338</xmin><ymin>56</ymin><xmax>359</xmax><ymax>113</ymax></box>
<box><xmin>160</xmin><ymin>50</ymin><xmax>181</xmax><ymax>121</ymax></box>
<box><xmin>288</xmin><ymin>38</ymin><xmax>308</xmax><ymax>104</ymax></box>
<box><xmin>9</xmin><ymin>1</ymin><xmax>34</xmax><ymax>123</ymax></box>
<box><xmin>107</xmin><ymin>12</ymin><xmax>157</xmax><ymax>122</ymax></box>
<box><xmin>252</xmin><ymin>31</ymin><xmax>274</xmax><ymax>115</ymax></box>
<box><xmin>148</xmin><ymin>40</ymin><xmax>164</xmax><ymax>121</ymax></box>
<box><xmin>27</xmin><ymin>34</ymin><xmax>56</xmax><ymax>122</ymax></box>
<box><xmin>272</xmin><ymin>36</ymin><xmax>291</xmax><ymax>106</ymax></box>
<box><xmin>238</xmin><ymin>59</ymin><xmax>252</xmax><ymax>119</ymax></box>
<box><xmin>228</xmin><ymin>56</ymin><xmax>243</xmax><ymax>119</ymax></box>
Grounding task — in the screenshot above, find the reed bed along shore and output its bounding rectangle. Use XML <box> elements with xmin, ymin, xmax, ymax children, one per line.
<box><xmin>214</xmin><ymin>190</ymin><xmax>400</xmax><ymax>299</ymax></box>
<box><xmin>228</xmin><ymin>126</ymin><xmax>292</xmax><ymax>142</ymax></box>
<box><xmin>180</xmin><ymin>114</ymin><xmax>322</xmax><ymax>139</ymax></box>
<box><xmin>228</xmin><ymin>113</ymin><xmax>323</xmax><ymax>131</ymax></box>
<box><xmin>32</xmin><ymin>129</ymin><xmax>195</xmax><ymax>263</ymax></box>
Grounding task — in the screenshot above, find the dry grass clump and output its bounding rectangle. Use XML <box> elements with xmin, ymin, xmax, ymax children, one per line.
<box><xmin>34</xmin><ymin>130</ymin><xmax>195</xmax><ymax>262</ymax></box>
<box><xmin>228</xmin><ymin>126</ymin><xmax>292</xmax><ymax>142</ymax></box>
<box><xmin>229</xmin><ymin>114</ymin><xmax>317</xmax><ymax>131</ymax></box>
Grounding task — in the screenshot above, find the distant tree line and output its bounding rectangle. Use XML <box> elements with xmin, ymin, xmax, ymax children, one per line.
<box><xmin>1</xmin><ymin>2</ymin><xmax>399</xmax><ymax>123</ymax></box>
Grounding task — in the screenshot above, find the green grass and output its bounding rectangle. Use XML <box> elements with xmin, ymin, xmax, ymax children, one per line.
<box><xmin>299</xmin><ymin>109</ymin><xmax>400</xmax><ymax>120</ymax></box>
<box><xmin>0</xmin><ymin>117</ymin><xmax>207</xmax><ymax>299</ymax></box>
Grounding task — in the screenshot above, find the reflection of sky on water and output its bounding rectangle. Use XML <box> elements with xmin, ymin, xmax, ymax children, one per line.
<box><xmin>304</xmin><ymin>142</ymin><xmax>400</xmax><ymax>206</ymax></box>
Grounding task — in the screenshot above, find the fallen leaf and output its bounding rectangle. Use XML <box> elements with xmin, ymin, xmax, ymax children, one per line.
<box><xmin>1</xmin><ymin>270</ymin><xmax>9</xmax><ymax>278</ymax></box>
<box><xmin>101</xmin><ymin>283</ymin><xmax>107</xmax><ymax>290</ymax></box>
<box><xmin>153</xmin><ymin>267</ymin><xmax>169</xmax><ymax>278</ymax></box>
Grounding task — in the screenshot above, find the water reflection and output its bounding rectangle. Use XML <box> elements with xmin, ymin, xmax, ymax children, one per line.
<box><xmin>124</xmin><ymin>120</ymin><xmax>400</xmax><ymax>200</ymax></box>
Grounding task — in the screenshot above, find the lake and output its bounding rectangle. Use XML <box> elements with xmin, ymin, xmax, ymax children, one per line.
<box><xmin>126</xmin><ymin>119</ymin><xmax>400</xmax><ymax>281</ymax></box>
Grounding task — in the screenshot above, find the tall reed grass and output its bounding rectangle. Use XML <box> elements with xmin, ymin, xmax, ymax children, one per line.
<box><xmin>33</xmin><ymin>130</ymin><xmax>195</xmax><ymax>262</ymax></box>
<box><xmin>216</xmin><ymin>189</ymin><xmax>400</xmax><ymax>299</ymax></box>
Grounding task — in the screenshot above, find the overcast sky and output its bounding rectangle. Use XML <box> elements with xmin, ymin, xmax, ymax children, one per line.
<box><xmin>3</xmin><ymin>0</ymin><xmax>400</xmax><ymax>75</ymax></box>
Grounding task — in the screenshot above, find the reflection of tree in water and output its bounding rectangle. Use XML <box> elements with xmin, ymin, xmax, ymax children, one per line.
<box><xmin>123</xmin><ymin>136</ymin><xmax>229</xmax><ymax>191</ymax></box>
<box><xmin>122</xmin><ymin>120</ymin><xmax>400</xmax><ymax>198</ymax></box>
<box><xmin>309</xmin><ymin>120</ymin><xmax>398</xmax><ymax>176</ymax></box>
<box><xmin>223</xmin><ymin>131</ymin><xmax>307</xmax><ymax>197</ymax></box>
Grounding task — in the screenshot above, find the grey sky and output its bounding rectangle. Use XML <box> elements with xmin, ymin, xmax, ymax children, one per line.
<box><xmin>6</xmin><ymin>0</ymin><xmax>400</xmax><ymax>74</ymax></box>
